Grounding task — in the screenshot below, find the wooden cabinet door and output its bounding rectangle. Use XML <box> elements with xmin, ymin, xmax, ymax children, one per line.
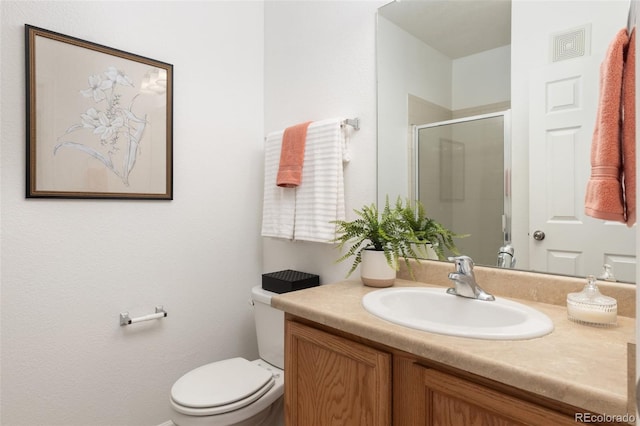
<box><xmin>423</xmin><ymin>367</ymin><xmax>577</xmax><ymax>426</ymax></box>
<box><xmin>285</xmin><ymin>320</ymin><xmax>391</xmax><ymax>426</ymax></box>
<box><xmin>394</xmin><ymin>354</ymin><xmax>428</xmax><ymax>425</ymax></box>
<box><xmin>394</xmin><ymin>355</ymin><xmax>577</xmax><ymax>426</ymax></box>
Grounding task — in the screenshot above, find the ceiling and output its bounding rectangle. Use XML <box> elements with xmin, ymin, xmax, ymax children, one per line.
<box><xmin>378</xmin><ymin>0</ymin><xmax>512</xmax><ymax>59</ymax></box>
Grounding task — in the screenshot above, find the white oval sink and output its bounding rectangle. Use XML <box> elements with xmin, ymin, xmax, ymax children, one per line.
<box><xmin>362</xmin><ymin>287</ymin><xmax>554</xmax><ymax>340</ymax></box>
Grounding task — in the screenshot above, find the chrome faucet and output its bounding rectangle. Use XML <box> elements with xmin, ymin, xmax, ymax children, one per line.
<box><xmin>447</xmin><ymin>256</ymin><xmax>495</xmax><ymax>301</ymax></box>
<box><xmin>496</xmin><ymin>244</ymin><xmax>516</xmax><ymax>269</ymax></box>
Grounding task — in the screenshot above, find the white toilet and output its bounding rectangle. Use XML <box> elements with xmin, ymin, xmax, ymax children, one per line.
<box><xmin>170</xmin><ymin>286</ymin><xmax>285</xmax><ymax>426</ymax></box>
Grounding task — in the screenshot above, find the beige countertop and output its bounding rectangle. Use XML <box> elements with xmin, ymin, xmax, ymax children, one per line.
<box><xmin>272</xmin><ymin>278</ymin><xmax>635</xmax><ymax>417</ymax></box>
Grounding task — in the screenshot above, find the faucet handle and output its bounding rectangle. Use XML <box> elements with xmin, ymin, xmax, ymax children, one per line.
<box><xmin>448</xmin><ymin>255</ymin><xmax>474</xmax><ymax>274</ymax></box>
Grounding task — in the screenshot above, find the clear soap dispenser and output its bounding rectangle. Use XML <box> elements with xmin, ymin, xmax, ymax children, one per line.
<box><xmin>566</xmin><ymin>275</ymin><xmax>617</xmax><ymax>327</ymax></box>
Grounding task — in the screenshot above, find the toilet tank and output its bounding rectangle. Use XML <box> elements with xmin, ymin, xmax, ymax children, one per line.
<box><xmin>251</xmin><ymin>286</ymin><xmax>284</xmax><ymax>369</ymax></box>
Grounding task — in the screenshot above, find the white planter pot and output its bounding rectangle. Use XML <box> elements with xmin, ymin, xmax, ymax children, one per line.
<box><xmin>360</xmin><ymin>249</ymin><xmax>396</xmax><ymax>287</ymax></box>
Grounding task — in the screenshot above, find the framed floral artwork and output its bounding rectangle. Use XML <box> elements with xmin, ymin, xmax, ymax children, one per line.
<box><xmin>25</xmin><ymin>25</ymin><xmax>173</xmax><ymax>199</ymax></box>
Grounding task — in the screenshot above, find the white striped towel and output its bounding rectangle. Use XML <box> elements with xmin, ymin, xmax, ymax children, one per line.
<box><xmin>261</xmin><ymin>129</ymin><xmax>296</xmax><ymax>239</ymax></box>
<box><xmin>293</xmin><ymin>118</ymin><xmax>346</xmax><ymax>243</ymax></box>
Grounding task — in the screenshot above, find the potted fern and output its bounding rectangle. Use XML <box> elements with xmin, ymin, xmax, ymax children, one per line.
<box><xmin>397</xmin><ymin>198</ymin><xmax>465</xmax><ymax>260</ymax></box>
<box><xmin>333</xmin><ymin>197</ymin><xmax>420</xmax><ymax>287</ymax></box>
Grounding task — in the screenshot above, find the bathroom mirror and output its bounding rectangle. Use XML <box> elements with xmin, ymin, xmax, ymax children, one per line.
<box><xmin>377</xmin><ymin>0</ymin><xmax>637</xmax><ymax>283</ymax></box>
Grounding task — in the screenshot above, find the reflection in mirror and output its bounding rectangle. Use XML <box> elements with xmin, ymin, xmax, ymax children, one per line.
<box><xmin>416</xmin><ymin>112</ymin><xmax>509</xmax><ymax>266</ymax></box>
<box><xmin>377</xmin><ymin>0</ymin><xmax>636</xmax><ymax>283</ymax></box>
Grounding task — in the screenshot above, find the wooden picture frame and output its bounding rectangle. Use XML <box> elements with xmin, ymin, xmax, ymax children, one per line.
<box><xmin>25</xmin><ymin>25</ymin><xmax>173</xmax><ymax>199</ymax></box>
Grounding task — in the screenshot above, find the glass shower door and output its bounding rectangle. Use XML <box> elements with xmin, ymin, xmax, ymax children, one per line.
<box><xmin>415</xmin><ymin>111</ymin><xmax>510</xmax><ymax>265</ymax></box>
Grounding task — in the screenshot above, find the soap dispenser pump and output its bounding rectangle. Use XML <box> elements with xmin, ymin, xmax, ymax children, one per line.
<box><xmin>566</xmin><ymin>275</ymin><xmax>617</xmax><ymax>327</ymax></box>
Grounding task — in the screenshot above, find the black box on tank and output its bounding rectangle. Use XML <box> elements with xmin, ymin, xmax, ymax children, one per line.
<box><xmin>261</xmin><ymin>269</ymin><xmax>320</xmax><ymax>294</ymax></box>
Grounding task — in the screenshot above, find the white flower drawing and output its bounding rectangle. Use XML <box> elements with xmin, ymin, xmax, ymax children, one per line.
<box><xmin>55</xmin><ymin>67</ymin><xmax>150</xmax><ymax>186</ymax></box>
<box><xmin>105</xmin><ymin>66</ymin><xmax>134</xmax><ymax>87</ymax></box>
<box><xmin>80</xmin><ymin>74</ymin><xmax>112</xmax><ymax>102</ymax></box>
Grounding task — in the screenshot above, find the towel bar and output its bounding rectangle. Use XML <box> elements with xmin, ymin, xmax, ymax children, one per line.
<box><xmin>120</xmin><ymin>306</ymin><xmax>167</xmax><ymax>326</ymax></box>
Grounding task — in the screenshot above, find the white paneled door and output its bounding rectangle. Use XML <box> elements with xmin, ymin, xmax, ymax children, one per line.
<box><xmin>529</xmin><ymin>56</ymin><xmax>636</xmax><ymax>282</ymax></box>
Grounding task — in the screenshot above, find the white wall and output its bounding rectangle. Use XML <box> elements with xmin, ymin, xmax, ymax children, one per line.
<box><xmin>452</xmin><ymin>45</ymin><xmax>511</xmax><ymax>110</ymax></box>
<box><xmin>263</xmin><ymin>1</ymin><xmax>384</xmax><ymax>284</ymax></box>
<box><xmin>1</xmin><ymin>1</ymin><xmax>264</xmax><ymax>425</ymax></box>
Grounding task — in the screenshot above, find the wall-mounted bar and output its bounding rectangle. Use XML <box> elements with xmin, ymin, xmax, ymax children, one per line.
<box><xmin>628</xmin><ymin>0</ymin><xmax>637</xmax><ymax>33</ymax></box>
<box><xmin>120</xmin><ymin>306</ymin><xmax>167</xmax><ymax>326</ymax></box>
<box><xmin>341</xmin><ymin>118</ymin><xmax>360</xmax><ymax>130</ymax></box>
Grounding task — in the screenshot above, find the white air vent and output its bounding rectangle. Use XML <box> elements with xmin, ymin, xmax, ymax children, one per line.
<box><xmin>550</xmin><ymin>24</ymin><xmax>592</xmax><ymax>62</ymax></box>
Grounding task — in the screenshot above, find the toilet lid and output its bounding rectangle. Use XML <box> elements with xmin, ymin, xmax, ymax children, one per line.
<box><xmin>171</xmin><ymin>358</ymin><xmax>274</xmax><ymax>410</ymax></box>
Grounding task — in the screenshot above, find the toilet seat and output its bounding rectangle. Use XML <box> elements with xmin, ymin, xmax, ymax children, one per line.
<box><xmin>171</xmin><ymin>357</ymin><xmax>275</xmax><ymax>416</ymax></box>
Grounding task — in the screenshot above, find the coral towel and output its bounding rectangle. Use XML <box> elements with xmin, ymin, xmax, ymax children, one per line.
<box><xmin>277</xmin><ymin>121</ymin><xmax>312</xmax><ymax>188</ymax></box>
<box><xmin>585</xmin><ymin>28</ymin><xmax>629</xmax><ymax>223</ymax></box>
<box><xmin>622</xmin><ymin>29</ymin><xmax>636</xmax><ymax>226</ymax></box>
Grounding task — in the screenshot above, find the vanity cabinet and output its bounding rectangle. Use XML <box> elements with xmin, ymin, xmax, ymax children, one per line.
<box><xmin>284</xmin><ymin>319</ymin><xmax>391</xmax><ymax>425</ymax></box>
<box><xmin>286</xmin><ymin>318</ymin><xmax>615</xmax><ymax>426</ymax></box>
